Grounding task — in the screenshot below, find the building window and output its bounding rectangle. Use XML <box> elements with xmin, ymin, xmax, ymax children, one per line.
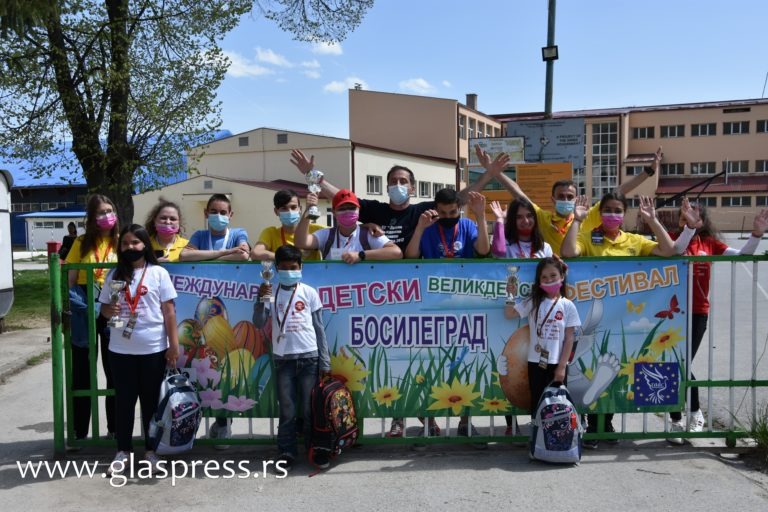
<box><xmin>631</xmin><ymin>126</ymin><xmax>655</xmax><ymax>139</ymax></box>
<box><xmin>204</xmin><ymin>180</ymin><xmax>213</xmax><ymax>190</ymax></box>
<box><xmin>756</xmin><ymin>160</ymin><xmax>768</xmax><ymax>173</ymax></box>
<box><xmin>468</xmin><ymin>119</ymin><xmax>476</xmax><ymax>139</ymax></box>
<box><xmin>494</xmin><ymin>127</ymin><xmax>501</xmax><ymax>137</ymax></box>
<box><xmin>723</xmin><ymin>121</ymin><xmax>749</xmax><ymax>135</ymax></box>
<box><xmin>419</xmin><ymin>181</ymin><xmax>431</xmax><ymax>197</ymax></box>
<box><xmin>757</xmin><ymin>120</ymin><xmax>768</xmax><ymax>133</ymax></box>
<box><xmin>366</xmin><ymin>175</ymin><xmax>382</xmax><ymax>195</ymax></box>
<box><xmin>459</xmin><ymin>157</ymin><xmax>467</xmax><ymax>182</ymax></box>
<box><xmin>690</xmin><ymin>162</ymin><xmax>716</xmax><ymax>175</ymax></box>
<box><xmin>573</xmin><ymin>167</ymin><xmax>586</xmax><ymax>196</ymax></box>
<box><xmin>723</xmin><ymin>160</ymin><xmax>749</xmax><ymax>174</ymax></box>
<box><xmin>591</xmin><ymin>122</ymin><xmax>618</xmax><ymax>199</ymax></box>
<box><xmin>433</xmin><ymin>183</ymin><xmax>444</xmax><ymax>197</ymax></box>
<box><xmin>691</xmin><ymin>123</ymin><xmax>716</xmax><ymax>136</ymax></box>
<box><xmin>661</xmin><ymin>163</ymin><xmax>684</xmax><ymax>176</ymax></box>
<box><xmin>40</xmin><ymin>202</ymin><xmax>73</xmax><ymax>211</ymax></box>
<box><xmin>34</xmin><ymin>221</ymin><xmax>64</xmax><ymax>229</ymax></box>
<box><xmin>627</xmin><ymin>197</ymin><xmax>641</xmax><ymax>208</ymax></box>
<box><xmin>458</xmin><ymin>115</ymin><xmax>466</xmax><ymax>139</ymax></box>
<box><xmin>626</xmin><ymin>166</ymin><xmax>643</xmax><ymax>176</ymax></box>
<box><xmin>757</xmin><ymin>196</ymin><xmax>768</xmax><ymax>207</ymax></box>
<box><xmin>692</xmin><ymin>197</ymin><xmax>717</xmax><ymax>208</ymax></box>
<box><xmin>660</xmin><ymin>125</ymin><xmax>685</xmax><ymax>138</ymax></box>
<box><xmin>721</xmin><ymin>196</ymin><xmax>752</xmax><ymax>207</ymax></box>
<box><xmin>276</xmin><ymin>133</ymin><xmax>288</xmax><ymax>144</ymax></box>
<box><xmin>238</xmin><ymin>136</ymin><xmax>249</xmax><ymax>146</ymax></box>
<box><xmin>445</xmin><ymin>184</ymin><xmax>456</xmax><ymax>191</ymax></box>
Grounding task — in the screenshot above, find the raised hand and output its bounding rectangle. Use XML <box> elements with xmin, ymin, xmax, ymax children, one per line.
<box><xmin>651</xmin><ymin>146</ymin><xmax>663</xmax><ymax>174</ymax></box>
<box><xmin>467</xmin><ymin>191</ymin><xmax>487</xmax><ymax>218</ymax></box>
<box><xmin>474</xmin><ymin>144</ymin><xmax>510</xmax><ymax>176</ymax></box>
<box><xmin>638</xmin><ymin>196</ymin><xmax>657</xmax><ymax>223</ymax></box>
<box><xmin>305</xmin><ymin>192</ymin><xmax>319</xmax><ymax>209</ymax></box>
<box><xmin>290</xmin><ymin>149</ymin><xmax>314</xmax><ymax>175</ymax></box>
<box><xmin>573</xmin><ymin>195</ymin><xmax>590</xmax><ymax>222</ymax></box>
<box><xmin>753</xmin><ymin>209</ymin><xmax>768</xmax><ymax>237</ymax></box>
<box><xmin>490</xmin><ymin>200</ymin><xmax>506</xmax><ymax>221</ymax></box>
<box><xmin>417</xmin><ymin>209</ymin><xmax>439</xmax><ymax>229</ymax></box>
<box><xmin>680</xmin><ymin>197</ymin><xmax>702</xmax><ymax>229</ymax></box>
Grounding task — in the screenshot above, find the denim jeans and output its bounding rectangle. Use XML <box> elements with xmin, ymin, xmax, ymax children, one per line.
<box><xmin>275</xmin><ymin>357</ymin><xmax>318</xmax><ymax>457</ymax></box>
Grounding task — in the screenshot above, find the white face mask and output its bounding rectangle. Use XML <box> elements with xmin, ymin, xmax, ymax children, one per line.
<box><xmin>388</xmin><ymin>184</ymin><xmax>410</xmax><ymax>205</ymax></box>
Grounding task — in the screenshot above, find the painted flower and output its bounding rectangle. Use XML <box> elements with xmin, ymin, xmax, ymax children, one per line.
<box><xmin>192</xmin><ymin>356</ymin><xmax>221</xmax><ymax>387</ymax></box>
<box><xmin>372</xmin><ymin>387</ymin><xmax>401</xmax><ymax>406</ymax></box>
<box><xmin>330</xmin><ymin>353</ymin><xmax>369</xmax><ymax>392</ymax></box>
<box><xmin>222</xmin><ymin>395</ymin><xmax>258</xmax><ymax>412</ymax></box>
<box><xmin>414</xmin><ymin>374</ymin><xmax>425</xmax><ymax>384</ymax></box>
<box><xmin>648</xmin><ymin>327</ymin><xmax>684</xmax><ymax>355</ymax></box>
<box><xmin>618</xmin><ymin>354</ymin><xmax>658</xmax><ymax>382</ymax></box>
<box><xmin>209</xmin><ymin>399</ymin><xmax>225</xmax><ymax>410</ymax></box>
<box><xmin>199</xmin><ymin>388</ymin><xmax>222</xmax><ymax>408</ymax></box>
<box><xmin>481</xmin><ymin>398</ymin><xmax>511</xmax><ymax>414</ymax></box>
<box><xmin>427</xmin><ymin>380</ymin><xmax>480</xmax><ymax>415</ymax></box>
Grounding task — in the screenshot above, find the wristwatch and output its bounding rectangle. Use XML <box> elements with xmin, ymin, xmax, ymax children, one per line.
<box><xmin>358</xmin><ymin>250</ymin><xmax>366</xmax><ymax>261</ymax></box>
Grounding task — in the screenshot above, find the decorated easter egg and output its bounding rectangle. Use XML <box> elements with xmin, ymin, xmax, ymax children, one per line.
<box><xmin>499</xmin><ymin>325</ymin><xmax>531</xmax><ymax>410</ymax></box>
<box><xmin>233</xmin><ymin>320</ymin><xmax>266</xmax><ymax>360</ymax></box>
<box><xmin>195</xmin><ymin>296</ymin><xmax>228</xmax><ymax>325</ymax></box>
<box><xmin>202</xmin><ymin>314</ymin><xmax>235</xmax><ymax>360</ymax></box>
<box><xmin>178</xmin><ymin>318</ymin><xmax>203</xmax><ymax>348</ymax></box>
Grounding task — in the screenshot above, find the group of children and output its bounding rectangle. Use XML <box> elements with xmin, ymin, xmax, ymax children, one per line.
<box><xmin>65</xmin><ymin>144</ymin><xmax>768</xmax><ymax>473</ymax></box>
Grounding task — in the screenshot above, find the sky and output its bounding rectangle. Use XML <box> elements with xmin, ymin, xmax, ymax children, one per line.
<box><xmin>215</xmin><ymin>0</ymin><xmax>768</xmax><ymax>139</ymax></box>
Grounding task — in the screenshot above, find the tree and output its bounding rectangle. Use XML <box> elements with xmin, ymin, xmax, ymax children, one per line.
<box><xmin>0</xmin><ymin>0</ymin><xmax>374</xmax><ymax>225</ymax></box>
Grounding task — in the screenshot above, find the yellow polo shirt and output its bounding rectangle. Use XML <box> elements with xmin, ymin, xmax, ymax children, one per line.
<box><xmin>532</xmin><ymin>203</ymin><xmax>602</xmax><ymax>256</ymax></box>
<box><xmin>65</xmin><ymin>236</ymin><xmax>118</xmax><ymax>286</ymax></box>
<box><xmin>151</xmin><ymin>235</ymin><xmax>189</xmax><ymax>262</ymax></box>
<box><xmin>575</xmin><ymin>229</ymin><xmax>657</xmax><ymax>257</ymax></box>
<box><xmin>257</xmin><ymin>225</ymin><xmax>325</xmax><ymax>261</ymax></box>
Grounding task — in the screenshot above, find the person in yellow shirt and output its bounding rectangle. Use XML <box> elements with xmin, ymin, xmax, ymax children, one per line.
<box><xmin>474</xmin><ymin>145</ymin><xmax>662</xmax><ymax>255</ymax></box>
<box><xmin>144</xmin><ymin>199</ymin><xmax>189</xmax><ymax>262</ymax></box>
<box><xmin>250</xmin><ymin>189</ymin><xmax>325</xmax><ymax>261</ymax></box>
<box><xmin>65</xmin><ymin>194</ymin><xmax>120</xmax><ymax>443</ymax></box>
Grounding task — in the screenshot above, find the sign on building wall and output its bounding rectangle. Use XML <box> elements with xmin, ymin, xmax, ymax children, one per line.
<box><xmin>505</xmin><ymin>118</ymin><xmax>585</xmax><ymax>169</ymax></box>
<box><xmin>468</xmin><ymin>137</ymin><xmax>525</xmax><ymax>166</ymax></box>
<box><xmin>516</xmin><ymin>162</ymin><xmax>573</xmax><ymax>207</ymax></box>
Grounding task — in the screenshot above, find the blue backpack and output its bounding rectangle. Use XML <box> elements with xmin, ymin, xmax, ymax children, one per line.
<box><xmin>529</xmin><ymin>383</ymin><xmax>583</xmax><ymax>464</ymax></box>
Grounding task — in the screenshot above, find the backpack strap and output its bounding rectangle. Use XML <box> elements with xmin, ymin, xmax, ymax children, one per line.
<box><xmin>322</xmin><ymin>226</ymin><xmax>370</xmax><ymax>258</ymax></box>
<box><xmin>321</xmin><ymin>227</ymin><xmax>337</xmax><ymax>259</ymax></box>
<box><xmin>360</xmin><ymin>226</ymin><xmax>371</xmax><ymax>251</ymax></box>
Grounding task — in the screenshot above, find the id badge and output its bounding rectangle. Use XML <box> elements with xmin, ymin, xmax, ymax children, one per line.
<box><xmin>538</xmin><ymin>349</ymin><xmax>550</xmax><ymax>369</ymax></box>
<box><xmin>329</xmin><ymin>248</ymin><xmax>344</xmax><ymax>260</ymax></box>
<box><xmin>122</xmin><ymin>313</ymin><xmax>138</xmax><ymax>339</ymax></box>
<box><xmin>591</xmin><ymin>230</ymin><xmax>604</xmax><ymax>245</ymax></box>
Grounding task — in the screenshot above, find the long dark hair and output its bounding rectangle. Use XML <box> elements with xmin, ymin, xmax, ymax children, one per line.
<box><xmin>678</xmin><ymin>202</ymin><xmax>721</xmax><ymax>241</ymax></box>
<box><xmin>144</xmin><ymin>198</ymin><xmax>183</xmax><ymax>239</ymax></box>
<box><xmin>504</xmin><ymin>198</ymin><xmax>544</xmax><ymax>254</ymax></box>
<box><xmin>530</xmin><ymin>257</ymin><xmax>568</xmax><ymax>324</ymax></box>
<box><xmin>80</xmin><ymin>194</ymin><xmax>119</xmax><ymax>258</ymax></box>
<box><xmin>112</xmin><ymin>224</ymin><xmax>158</xmax><ymax>284</ymax></box>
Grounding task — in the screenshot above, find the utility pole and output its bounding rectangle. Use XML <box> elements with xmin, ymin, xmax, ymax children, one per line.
<box><xmin>543</xmin><ymin>0</ymin><xmax>558</xmax><ymax>119</ymax></box>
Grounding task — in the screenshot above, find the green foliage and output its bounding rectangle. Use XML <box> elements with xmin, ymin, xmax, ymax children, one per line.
<box><xmin>257</xmin><ymin>0</ymin><xmax>374</xmax><ymax>43</ymax></box>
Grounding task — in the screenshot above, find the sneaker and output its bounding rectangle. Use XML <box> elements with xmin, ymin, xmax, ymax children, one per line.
<box><xmin>458</xmin><ymin>422</ymin><xmax>487</xmax><ymax>450</ymax></box>
<box><xmin>312</xmin><ymin>451</ymin><xmax>330</xmax><ymax>469</ymax></box>
<box><xmin>209</xmin><ymin>421</ymin><xmax>232</xmax><ymax>450</ymax></box>
<box><xmin>144</xmin><ymin>451</ymin><xmax>161</xmax><ymax>473</ymax></box>
<box><xmin>582</xmin><ymin>438</ymin><xmax>599</xmax><ymax>450</ymax></box>
<box><xmin>386</xmin><ymin>420</ymin><xmax>404</xmax><ymax>438</ymax></box>
<box><xmin>688</xmin><ymin>410</ymin><xmax>706</xmax><ymax>432</ymax></box>
<box><xmin>667</xmin><ymin>420</ymin><xmax>685</xmax><ymax>445</ymax></box>
<box><xmin>273</xmin><ymin>454</ymin><xmax>295</xmax><ymax>474</ymax></box>
<box><xmin>108</xmin><ymin>451</ymin><xmax>130</xmax><ymax>476</ymax></box>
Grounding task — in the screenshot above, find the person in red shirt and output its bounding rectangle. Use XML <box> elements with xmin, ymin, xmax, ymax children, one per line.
<box><xmin>668</xmin><ymin>199</ymin><xmax>768</xmax><ymax>442</ymax></box>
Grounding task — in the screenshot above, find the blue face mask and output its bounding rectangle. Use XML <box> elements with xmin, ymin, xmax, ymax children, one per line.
<box><xmin>278</xmin><ymin>269</ymin><xmax>302</xmax><ymax>287</ymax></box>
<box><xmin>278</xmin><ymin>211</ymin><xmax>301</xmax><ymax>226</ymax></box>
<box><xmin>387</xmin><ymin>184</ymin><xmax>410</xmax><ymax>205</ymax></box>
<box><xmin>555</xmin><ymin>200</ymin><xmax>575</xmax><ymax>216</ymax></box>
<box><xmin>208</xmin><ymin>213</ymin><xmax>230</xmax><ymax>231</ymax></box>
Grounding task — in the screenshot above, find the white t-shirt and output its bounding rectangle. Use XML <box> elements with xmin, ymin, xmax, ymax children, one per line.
<box><xmin>313</xmin><ymin>225</ymin><xmax>391</xmax><ymax>260</ymax></box>
<box><xmin>501</xmin><ymin>240</ymin><xmax>553</xmax><ymax>259</ymax></box>
<box><xmin>99</xmin><ymin>264</ymin><xmax>178</xmax><ymax>355</ymax></box>
<box><xmin>268</xmin><ymin>283</ymin><xmax>323</xmax><ymax>357</ymax></box>
<box><xmin>515</xmin><ymin>296</ymin><xmax>581</xmax><ymax>364</ymax></box>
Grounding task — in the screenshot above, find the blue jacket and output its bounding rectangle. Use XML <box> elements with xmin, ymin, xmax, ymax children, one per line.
<box><xmin>68</xmin><ymin>286</ymin><xmax>99</xmax><ymax>348</ymax></box>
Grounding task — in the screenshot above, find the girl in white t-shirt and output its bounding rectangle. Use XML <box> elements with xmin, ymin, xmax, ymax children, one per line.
<box><xmin>99</xmin><ymin>224</ymin><xmax>179</xmax><ymax>475</ymax></box>
<box><xmin>505</xmin><ymin>257</ymin><xmax>580</xmax><ymax>417</ymax></box>
<box><xmin>491</xmin><ymin>198</ymin><xmax>553</xmax><ymax>259</ymax></box>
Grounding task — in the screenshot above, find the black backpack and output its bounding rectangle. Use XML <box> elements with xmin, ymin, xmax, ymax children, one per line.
<box><xmin>309</xmin><ymin>377</ymin><xmax>359</xmax><ymax>466</ymax></box>
<box><xmin>321</xmin><ymin>226</ymin><xmax>371</xmax><ymax>259</ymax></box>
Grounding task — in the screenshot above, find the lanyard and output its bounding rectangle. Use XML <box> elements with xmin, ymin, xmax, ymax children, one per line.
<box><xmin>275</xmin><ymin>284</ymin><xmax>300</xmax><ymax>338</ymax></box>
<box><xmin>280</xmin><ymin>227</ymin><xmax>287</xmax><ymax>246</ymax></box>
<box><xmin>208</xmin><ymin>228</ymin><xmax>230</xmax><ymax>251</ymax></box>
<box><xmin>515</xmin><ymin>240</ymin><xmax>531</xmax><ymax>258</ymax></box>
<box><xmin>536</xmin><ymin>296</ymin><xmax>560</xmax><ymax>338</ymax></box>
<box><xmin>157</xmin><ymin>235</ymin><xmax>176</xmax><ymax>258</ymax></box>
<box><xmin>551</xmin><ymin>214</ymin><xmax>573</xmax><ymax>236</ymax></box>
<box><xmin>437</xmin><ymin>223</ymin><xmax>459</xmax><ymax>258</ymax></box>
<box><xmin>335</xmin><ymin>228</ymin><xmax>354</xmax><ymax>248</ymax></box>
<box><xmin>123</xmin><ymin>265</ymin><xmax>149</xmax><ymax>317</ymax></box>
<box><xmin>93</xmin><ymin>240</ymin><xmax>114</xmax><ymax>280</ymax></box>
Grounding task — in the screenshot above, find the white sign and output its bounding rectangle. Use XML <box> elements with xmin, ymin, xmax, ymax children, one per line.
<box><xmin>468</xmin><ymin>137</ymin><xmax>525</xmax><ymax>167</ymax></box>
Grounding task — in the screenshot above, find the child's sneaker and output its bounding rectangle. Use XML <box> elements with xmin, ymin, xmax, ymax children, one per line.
<box><xmin>688</xmin><ymin>410</ymin><xmax>706</xmax><ymax>432</ymax></box>
<box><xmin>667</xmin><ymin>420</ymin><xmax>685</xmax><ymax>445</ymax></box>
<box><xmin>386</xmin><ymin>419</ymin><xmax>404</xmax><ymax>438</ymax></box>
<box><xmin>582</xmin><ymin>438</ymin><xmax>599</xmax><ymax>450</ymax></box>
<box><xmin>108</xmin><ymin>451</ymin><xmax>130</xmax><ymax>476</ymax></box>
<box><xmin>144</xmin><ymin>451</ymin><xmax>162</xmax><ymax>473</ymax></box>
<box><xmin>458</xmin><ymin>422</ymin><xmax>487</xmax><ymax>450</ymax></box>
<box><xmin>312</xmin><ymin>451</ymin><xmax>330</xmax><ymax>469</ymax></box>
<box><xmin>273</xmin><ymin>454</ymin><xmax>294</xmax><ymax>474</ymax></box>
<box><xmin>209</xmin><ymin>421</ymin><xmax>232</xmax><ymax>450</ymax></box>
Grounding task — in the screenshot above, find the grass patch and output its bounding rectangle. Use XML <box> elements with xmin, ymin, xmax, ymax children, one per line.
<box><xmin>26</xmin><ymin>350</ymin><xmax>51</xmax><ymax>366</ymax></box>
<box><xmin>4</xmin><ymin>269</ymin><xmax>52</xmax><ymax>330</ymax></box>
<box><xmin>748</xmin><ymin>402</ymin><xmax>768</xmax><ymax>469</ymax></box>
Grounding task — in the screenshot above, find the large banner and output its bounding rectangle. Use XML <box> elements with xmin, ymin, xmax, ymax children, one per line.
<box><xmin>168</xmin><ymin>259</ymin><xmax>688</xmax><ymax>419</ymax></box>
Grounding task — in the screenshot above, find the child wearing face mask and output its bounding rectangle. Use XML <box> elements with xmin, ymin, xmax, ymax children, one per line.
<box><xmin>144</xmin><ymin>199</ymin><xmax>188</xmax><ymax>262</ymax></box>
<box><xmin>504</xmin><ymin>257</ymin><xmax>581</xmax><ymax>420</ymax></box>
<box><xmin>490</xmin><ymin>198</ymin><xmax>553</xmax><ymax>259</ymax></box>
<box><xmin>180</xmin><ymin>194</ymin><xmax>250</xmax><ymax>262</ymax></box>
<box><xmin>251</xmin><ymin>189</ymin><xmax>325</xmax><ymax>261</ymax></box>
<box><xmin>294</xmin><ymin>189</ymin><xmax>402</xmax><ymax>264</ymax></box>
<box><xmin>253</xmin><ymin>245</ymin><xmax>331</xmax><ymax>472</ymax></box>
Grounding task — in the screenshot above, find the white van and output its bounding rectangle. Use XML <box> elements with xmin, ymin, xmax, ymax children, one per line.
<box><xmin>0</xmin><ymin>169</ymin><xmax>14</xmax><ymax>331</ymax></box>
